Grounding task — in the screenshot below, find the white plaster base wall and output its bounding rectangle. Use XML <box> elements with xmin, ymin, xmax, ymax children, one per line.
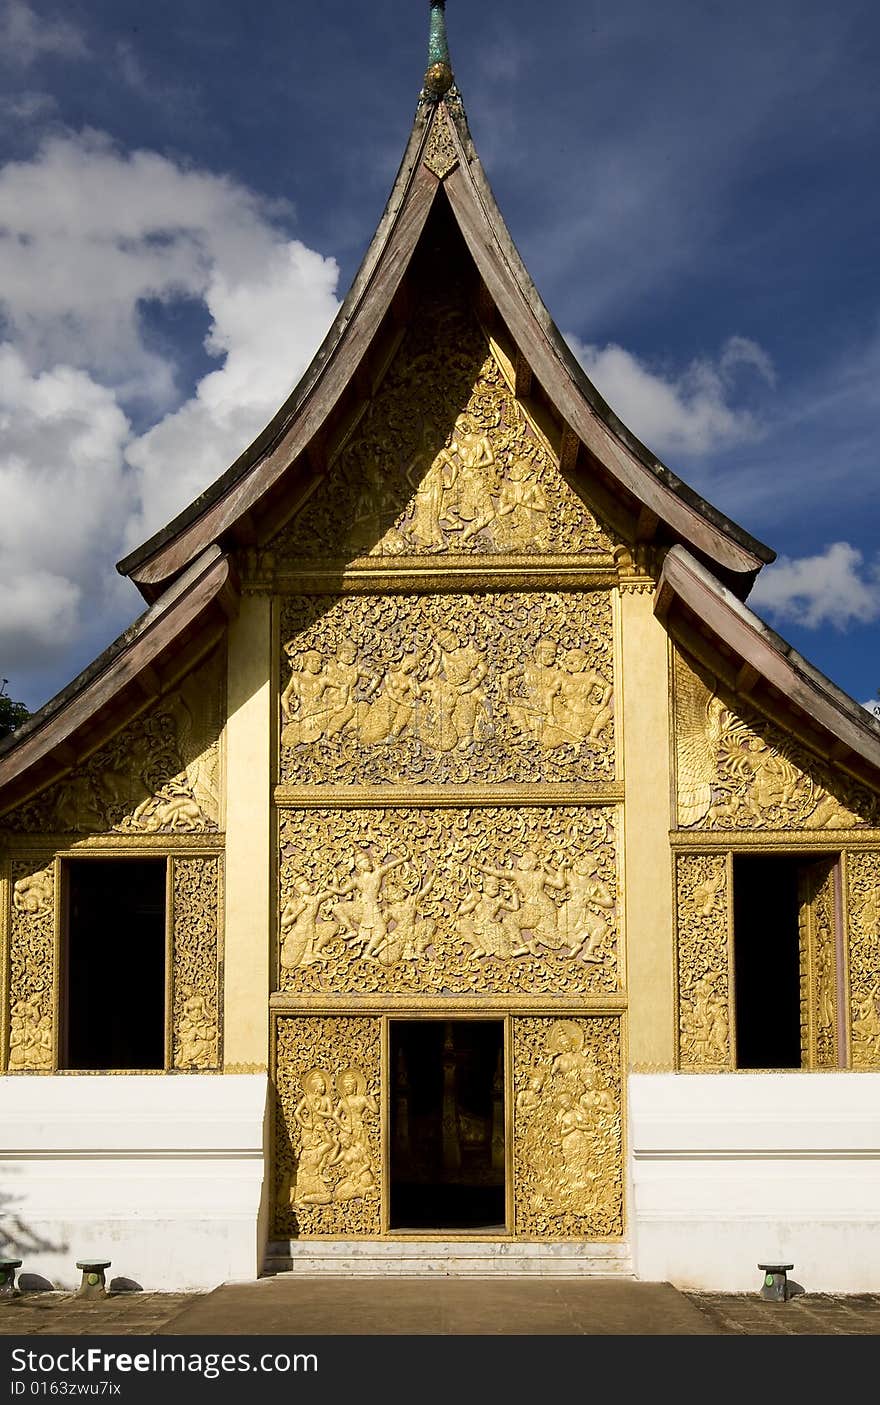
<box><xmin>0</xmin><ymin>1075</ymin><xmax>269</xmax><ymax>1291</ymax></box>
<box><xmin>629</xmin><ymin>1073</ymin><xmax>880</xmax><ymax>1292</ymax></box>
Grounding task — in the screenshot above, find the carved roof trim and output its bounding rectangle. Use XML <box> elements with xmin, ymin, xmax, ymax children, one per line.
<box><xmin>117</xmin><ymin>88</ymin><xmax>773</xmax><ymax>599</ymax></box>
<box><xmin>0</xmin><ymin>547</ymin><xmax>236</xmax><ymax>813</ymax></box>
<box><xmin>656</xmin><ymin>544</ymin><xmax>880</xmax><ymax>786</ymax></box>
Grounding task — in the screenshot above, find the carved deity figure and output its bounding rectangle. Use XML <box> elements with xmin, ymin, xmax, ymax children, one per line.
<box><xmin>12</xmin><ymin>868</ymin><xmax>53</xmax><ymax>914</ymax></box>
<box><xmin>419</xmin><ymin>628</ymin><xmax>489</xmax><ymax>751</ymax></box>
<box><xmin>384</xmin><ymin>873</ymin><xmax>437</xmax><ymax>965</ymax></box>
<box><xmin>852</xmin><ymin>983</ymin><xmax>880</xmax><ymax>1057</ymax></box>
<box><xmin>551</xmin><ymin>649</ymin><xmax>613</xmax><ymax>746</ymax></box>
<box><xmin>493</xmin><ymin>458</ymin><xmax>549</xmax><ymax>549</ymax></box>
<box><xmin>333</xmin><ymin>1069</ymin><xmax>378</xmax><ymax>1202</ymax></box>
<box><xmin>177</xmin><ymin>994</ymin><xmax>217</xmax><ymax>1068</ymax></box>
<box><xmin>358</xmin><ymin>654</ymin><xmax>423</xmax><ymax>746</ymax></box>
<box><xmin>502</xmin><ymin>638</ymin><xmax>565</xmax><ymax>745</ymax></box>
<box><xmin>405</xmin><ymin>426</ymin><xmax>458</xmax><ymax>549</ymax></box>
<box><xmin>685</xmin><ymin>974</ymin><xmax>730</xmax><ymax>1064</ymax></box>
<box><xmin>9</xmin><ymin>995</ymin><xmax>52</xmax><ymax>1070</ymax></box>
<box><xmin>436</xmin><ymin>413</ymin><xmax>498</xmax><ymax>543</ymax></box>
<box><xmin>291</xmin><ymin>1070</ymin><xmax>339</xmax><ymax>1207</ymax></box>
<box><xmin>331</xmin><ymin>850</ymin><xmax>407</xmax><ymax>960</ymax></box>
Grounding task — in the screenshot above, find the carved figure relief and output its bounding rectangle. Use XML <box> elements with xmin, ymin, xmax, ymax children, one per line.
<box><xmin>513</xmin><ymin>1017</ymin><xmax>623</xmax><ymax>1239</ymax></box>
<box><xmin>8</xmin><ymin>860</ymin><xmax>54</xmax><ymax>1070</ymax></box>
<box><xmin>275</xmin><ymin>1016</ymin><xmax>381</xmax><ymax>1237</ymax></box>
<box><xmin>846</xmin><ymin>852</ymin><xmax>880</xmax><ymax>1068</ymax></box>
<box><xmin>674</xmin><ymin>650</ymin><xmax>879</xmax><ymax>830</ymax></box>
<box><xmin>798</xmin><ymin>860</ymin><xmax>839</xmax><ymax>1069</ymax></box>
<box><xmin>172</xmin><ymin>856</ymin><xmax>221</xmax><ymax>1071</ymax></box>
<box><xmin>272</xmin><ymin>288</ymin><xmax>611</xmax><ymax>562</ymax></box>
<box><xmin>279</xmin><ymin>593</ymin><xmax>615</xmax><ymax>786</ymax></box>
<box><xmin>676</xmin><ymin>854</ymin><xmax>732</xmax><ymax>1070</ymax></box>
<box><xmin>3</xmin><ymin>651</ymin><xmax>225</xmax><ymax>836</ymax></box>
<box><xmin>279</xmin><ymin>807</ymin><xmax>619</xmax><ymax>996</ymax></box>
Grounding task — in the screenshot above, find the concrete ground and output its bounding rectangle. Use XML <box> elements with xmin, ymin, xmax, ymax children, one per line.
<box><xmin>0</xmin><ymin>1280</ymin><xmax>878</xmax><ymax>1335</ymax></box>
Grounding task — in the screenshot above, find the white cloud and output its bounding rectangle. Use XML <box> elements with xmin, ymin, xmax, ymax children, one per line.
<box><xmin>0</xmin><ymin>131</ymin><xmax>341</xmax><ymax>682</ymax></box>
<box><xmin>750</xmin><ymin>541</ymin><xmax>880</xmax><ymax>630</ymax></box>
<box><xmin>567</xmin><ymin>334</ymin><xmax>773</xmax><ymax>459</ymax></box>
<box><xmin>0</xmin><ymin>1</ymin><xmax>87</xmax><ymax>67</ymax></box>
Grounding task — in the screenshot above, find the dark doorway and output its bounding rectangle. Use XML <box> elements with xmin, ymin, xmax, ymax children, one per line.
<box><xmin>63</xmin><ymin>859</ymin><xmax>167</xmax><ymax>1070</ymax></box>
<box><xmin>390</xmin><ymin>1020</ymin><xmax>505</xmax><ymax>1231</ymax></box>
<box><xmin>732</xmin><ymin>855</ymin><xmax>802</xmax><ymax>1069</ymax></box>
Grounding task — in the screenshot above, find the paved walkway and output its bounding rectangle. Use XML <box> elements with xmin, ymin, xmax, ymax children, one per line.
<box><xmin>0</xmin><ymin>1280</ymin><xmax>878</xmax><ymax>1335</ymax></box>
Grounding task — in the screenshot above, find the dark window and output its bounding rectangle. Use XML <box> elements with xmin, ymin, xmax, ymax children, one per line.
<box><xmin>732</xmin><ymin>855</ymin><xmax>803</xmax><ymax>1069</ymax></box>
<box><xmin>62</xmin><ymin>859</ymin><xmax>167</xmax><ymax>1071</ymax></box>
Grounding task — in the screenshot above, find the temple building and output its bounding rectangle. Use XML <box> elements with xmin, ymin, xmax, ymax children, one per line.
<box><xmin>1</xmin><ymin>3</ymin><xmax>879</xmax><ymax>1292</ymax></box>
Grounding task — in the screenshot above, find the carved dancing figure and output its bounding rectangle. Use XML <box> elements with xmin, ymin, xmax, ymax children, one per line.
<box><xmin>331</xmin><ymin>850</ymin><xmax>407</xmax><ymax>959</ymax></box>
<box><xmin>322</xmin><ymin>640</ymin><xmax>380</xmax><ymax>738</ymax></box>
<box><xmin>385</xmin><ymin>873</ymin><xmax>436</xmax><ymax>964</ymax></box>
<box><xmin>476</xmin><ymin>850</ymin><xmax>566</xmax><ymax>954</ymax></box>
<box><xmin>558</xmin><ymin>854</ymin><xmax>614</xmax><ymax>960</ymax></box>
<box><xmin>333</xmin><ymin>1068</ymin><xmax>378</xmax><ymax>1202</ymax></box>
<box><xmin>502</xmin><ymin>638</ymin><xmax>566</xmax><ymax>746</ymax></box>
<box><xmin>280</xmin><ymin>876</ymin><xmax>341</xmax><ymax>969</ymax></box>
<box><xmin>460</xmin><ymin>873</ymin><xmax>521</xmax><ymax>959</ymax></box>
<box><xmin>852</xmin><ymin>983</ymin><xmax>880</xmax><ymax>1052</ymax></box>
<box><xmin>493</xmin><ymin>458</ymin><xmax>549</xmax><ymax>548</ymax></box>
<box><xmin>549</xmin><ymin>649</ymin><xmax>613</xmax><ymax>745</ymax></box>
<box><xmin>177</xmin><ymin>994</ymin><xmax>217</xmax><ymax>1068</ymax></box>
<box><xmin>358</xmin><ymin>653</ymin><xmax>423</xmax><ymax>745</ymax></box>
<box><xmin>281</xmin><ymin>649</ymin><xmax>335</xmax><ymax>745</ymax></box>
<box><xmin>405</xmin><ymin>426</ymin><xmax>457</xmax><ymax>549</ymax></box>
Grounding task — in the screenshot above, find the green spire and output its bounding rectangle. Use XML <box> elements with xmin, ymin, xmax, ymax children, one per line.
<box><xmin>424</xmin><ymin>1</ymin><xmax>454</xmax><ymax>97</ymax></box>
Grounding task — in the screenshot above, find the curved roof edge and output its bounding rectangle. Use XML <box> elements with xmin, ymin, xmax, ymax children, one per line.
<box><xmin>116</xmin><ymin>101</ymin><xmax>438</xmax><ymax>593</ymax></box>
<box><xmin>656</xmin><ymin>544</ymin><xmax>880</xmax><ymax>784</ymax></box>
<box><xmin>118</xmin><ymin>89</ymin><xmax>774</xmax><ymax>598</ymax></box>
<box><xmin>0</xmin><ymin>547</ymin><xmax>236</xmax><ymax>808</ymax></box>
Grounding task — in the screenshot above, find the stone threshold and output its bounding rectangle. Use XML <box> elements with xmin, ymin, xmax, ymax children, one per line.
<box><xmin>264</xmin><ymin>1239</ymin><xmax>633</xmax><ymax>1277</ymax></box>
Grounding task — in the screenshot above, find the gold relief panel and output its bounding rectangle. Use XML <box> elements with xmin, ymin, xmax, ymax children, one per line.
<box><xmin>272</xmin><ymin>289</ymin><xmax>611</xmax><ymax>563</ymax></box>
<box><xmin>845</xmin><ymin>851</ymin><xmax>880</xmax><ymax>1068</ymax></box>
<box><xmin>675</xmin><ymin>853</ymin><xmax>733</xmax><ymax>1071</ymax></box>
<box><xmin>171</xmin><ymin>856</ymin><xmax>221</xmax><ymax>1072</ymax></box>
<box><xmin>513</xmin><ymin>1016</ymin><xmax>623</xmax><ymax>1240</ymax></box>
<box><xmin>4</xmin><ymin>650</ymin><xmax>225</xmax><ymax>837</ymax></box>
<box><xmin>797</xmin><ymin>859</ymin><xmax>839</xmax><ymax>1070</ymax></box>
<box><xmin>279</xmin><ymin>592</ymin><xmax>615</xmax><ymax>787</ymax></box>
<box><xmin>8</xmin><ymin>857</ymin><xmax>55</xmax><ymax>1071</ymax></box>
<box><xmin>274</xmin><ymin>1015</ymin><xmax>382</xmax><ymax>1238</ymax></box>
<box><xmin>278</xmin><ymin>807</ymin><xmax>620</xmax><ymax>998</ymax></box>
<box><xmin>673</xmin><ymin>649</ymin><xmax>880</xmax><ymax>831</ymax></box>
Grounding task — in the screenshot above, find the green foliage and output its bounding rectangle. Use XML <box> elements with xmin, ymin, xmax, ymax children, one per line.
<box><xmin>0</xmin><ymin>682</ymin><xmax>30</xmax><ymax>741</ymax></box>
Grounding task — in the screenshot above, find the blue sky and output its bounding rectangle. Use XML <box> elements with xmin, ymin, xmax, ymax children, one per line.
<box><xmin>0</xmin><ymin>0</ymin><xmax>879</xmax><ymax>712</ymax></box>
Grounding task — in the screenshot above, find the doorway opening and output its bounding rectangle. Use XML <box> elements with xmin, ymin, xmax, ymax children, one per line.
<box><xmin>390</xmin><ymin>1020</ymin><xmax>505</xmax><ymax>1232</ymax></box>
<box><xmin>732</xmin><ymin>854</ymin><xmax>803</xmax><ymax>1069</ymax></box>
<box><xmin>62</xmin><ymin>858</ymin><xmax>167</xmax><ymax>1070</ymax></box>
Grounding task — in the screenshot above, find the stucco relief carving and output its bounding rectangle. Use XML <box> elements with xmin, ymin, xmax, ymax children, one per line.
<box><xmin>279</xmin><ymin>593</ymin><xmax>615</xmax><ymax>786</ymax></box>
<box><xmin>513</xmin><ymin>1017</ymin><xmax>623</xmax><ymax>1239</ymax></box>
<box><xmin>172</xmin><ymin>856</ymin><xmax>221</xmax><ymax>1071</ymax></box>
<box><xmin>272</xmin><ymin>289</ymin><xmax>611</xmax><ymax>561</ymax></box>
<box><xmin>846</xmin><ymin>852</ymin><xmax>880</xmax><ymax>1068</ymax></box>
<box><xmin>275</xmin><ymin>1016</ymin><xmax>381</xmax><ymax>1238</ymax></box>
<box><xmin>674</xmin><ymin>650</ymin><xmax>879</xmax><ymax>830</ymax></box>
<box><xmin>676</xmin><ymin>854</ymin><xmax>732</xmax><ymax>1070</ymax></box>
<box><xmin>3</xmin><ymin>651</ymin><xmax>225</xmax><ymax>835</ymax></box>
<box><xmin>278</xmin><ymin>808</ymin><xmax>619</xmax><ymax>996</ymax></box>
<box><xmin>8</xmin><ymin>860</ymin><xmax>54</xmax><ymax>1070</ymax></box>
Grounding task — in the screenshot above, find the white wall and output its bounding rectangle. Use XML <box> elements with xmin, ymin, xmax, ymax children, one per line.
<box><xmin>0</xmin><ymin>1074</ymin><xmax>269</xmax><ymax>1291</ymax></box>
<box><xmin>629</xmin><ymin>1072</ymin><xmax>880</xmax><ymax>1292</ymax></box>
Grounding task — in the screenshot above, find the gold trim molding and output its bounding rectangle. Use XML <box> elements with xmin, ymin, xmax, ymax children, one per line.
<box><xmin>275</xmin><ymin>784</ymin><xmax>624</xmax><ymax>810</ymax></box>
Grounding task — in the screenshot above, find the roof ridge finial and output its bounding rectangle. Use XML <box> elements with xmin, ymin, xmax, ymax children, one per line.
<box><xmin>424</xmin><ymin>0</ymin><xmax>454</xmax><ymax>98</ymax></box>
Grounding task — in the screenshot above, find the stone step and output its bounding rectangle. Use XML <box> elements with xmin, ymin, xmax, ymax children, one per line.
<box><xmin>264</xmin><ymin>1239</ymin><xmax>633</xmax><ymax>1277</ymax></box>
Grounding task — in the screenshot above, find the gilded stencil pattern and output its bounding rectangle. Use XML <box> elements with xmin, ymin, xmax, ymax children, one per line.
<box><xmin>280</xmin><ymin>593</ymin><xmax>615</xmax><ymax>785</ymax></box>
<box><xmin>274</xmin><ymin>1016</ymin><xmax>381</xmax><ymax>1238</ymax></box>
<box><xmin>273</xmin><ymin>291</ymin><xmax>610</xmax><ymax>561</ymax></box>
<box><xmin>676</xmin><ymin>854</ymin><xmax>731</xmax><ymax>1070</ymax></box>
<box><xmin>172</xmin><ymin>856</ymin><xmax>221</xmax><ymax>1071</ymax></box>
<box><xmin>8</xmin><ymin>859</ymin><xmax>54</xmax><ymax>1070</ymax></box>
<box><xmin>513</xmin><ymin>1017</ymin><xmax>623</xmax><ymax>1239</ymax></box>
<box><xmin>846</xmin><ymin>852</ymin><xmax>880</xmax><ymax>1068</ymax></box>
<box><xmin>279</xmin><ymin>808</ymin><xmax>619</xmax><ymax>996</ymax></box>
<box><xmin>3</xmin><ymin>652</ymin><xmax>224</xmax><ymax>835</ymax></box>
<box><xmin>674</xmin><ymin>651</ymin><xmax>880</xmax><ymax>831</ymax></box>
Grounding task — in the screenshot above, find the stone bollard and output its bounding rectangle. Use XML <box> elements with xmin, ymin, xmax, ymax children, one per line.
<box><xmin>76</xmin><ymin>1260</ymin><xmax>111</xmax><ymax>1299</ymax></box>
<box><xmin>0</xmin><ymin>1260</ymin><xmax>22</xmax><ymax>1296</ymax></box>
<box><xmin>758</xmin><ymin>1263</ymin><xmax>794</xmax><ymax>1302</ymax></box>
